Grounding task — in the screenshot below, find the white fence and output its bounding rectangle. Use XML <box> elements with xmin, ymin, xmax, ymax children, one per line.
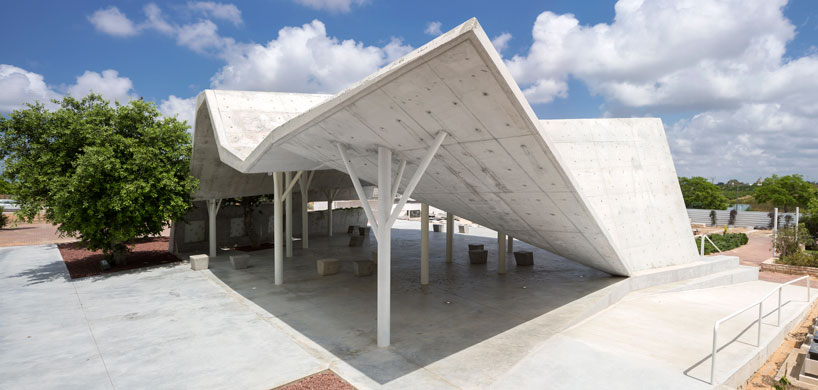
<box><xmin>687</xmin><ymin>208</ymin><xmax>800</xmax><ymax>228</ymax></box>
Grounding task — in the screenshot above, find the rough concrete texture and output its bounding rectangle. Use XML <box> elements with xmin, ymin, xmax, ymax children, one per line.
<box><xmin>189</xmin><ymin>18</ymin><xmax>698</xmax><ymax>276</ymax></box>
<box><xmin>317</xmin><ymin>258</ymin><xmax>340</xmax><ymax>276</ymax></box>
<box><xmin>189</xmin><ymin>254</ymin><xmax>209</xmax><ymax>270</ymax></box>
<box><xmin>230</xmin><ymin>254</ymin><xmax>250</xmax><ymax>269</ymax></box>
<box><xmin>0</xmin><ymin>244</ymin><xmax>324</xmax><ymax>390</ymax></box>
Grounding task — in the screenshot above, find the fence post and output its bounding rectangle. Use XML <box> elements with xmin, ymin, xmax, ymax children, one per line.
<box><xmin>773</xmin><ymin>208</ymin><xmax>779</xmax><ymax>258</ymax></box>
<box><xmin>796</xmin><ymin>207</ymin><xmax>800</xmax><ymax>241</ymax></box>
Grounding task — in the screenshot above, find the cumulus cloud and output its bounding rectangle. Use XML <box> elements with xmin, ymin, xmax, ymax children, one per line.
<box><xmin>506</xmin><ymin>0</ymin><xmax>818</xmax><ymax>179</ymax></box>
<box><xmin>159</xmin><ymin>95</ymin><xmax>197</xmax><ymax>126</ymax></box>
<box><xmin>187</xmin><ymin>2</ymin><xmax>242</xmax><ymax>26</ymax></box>
<box><xmin>424</xmin><ymin>21</ymin><xmax>442</xmax><ymax>35</ymax></box>
<box><xmin>211</xmin><ymin>20</ymin><xmax>412</xmax><ymax>93</ymax></box>
<box><xmin>0</xmin><ymin>65</ymin><xmax>61</xmax><ymax>112</ymax></box>
<box><xmin>66</xmin><ymin>70</ymin><xmax>137</xmax><ymax>104</ymax></box>
<box><xmin>292</xmin><ymin>0</ymin><xmax>366</xmax><ymax>13</ymax></box>
<box><xmin>491</xmin><ymin>32</ymin><xmax>511</xmax><ymax>53</ymax></box>
<box><xmin>0</xmin><ymin>65</ymin><xmax>137</xmax><ymax>113</ymax></box>
<box><xmin>88</xmin><ymin>7</ymin><xmax>140</xmax><ymax>37</ymax></box>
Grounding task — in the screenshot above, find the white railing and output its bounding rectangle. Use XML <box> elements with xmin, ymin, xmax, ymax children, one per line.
<box><xmin>710</xmin><ymin>275</ymin><xmax>811</xmax><ymax>384</ymax></box>
<box><xmin>695</xmin><ymin>234</ymin><xmax>723</xmax><ymax>256</ymax></box>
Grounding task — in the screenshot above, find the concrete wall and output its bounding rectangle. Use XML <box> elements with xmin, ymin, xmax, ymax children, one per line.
<box><xmin>546</xmin><ymin>118</ymin><xmax>701</xmax><ymax>272</ymax></box>
<box><xmin>170</xmin><ymin>200</ymin><xmax>367</xmax><ymax>254</ymax></box>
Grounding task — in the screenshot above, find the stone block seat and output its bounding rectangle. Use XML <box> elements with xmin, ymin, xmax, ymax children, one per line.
<box><xmin>469</xmin><ymin>249</ymin><xmax>488</xmax><ymax>264</ymax></box>
<box><xmin>513</xmin><ymin>251</ymin><xmax>534</xmax><ymax>266</ymax></box>
<box><xmin>317</xmin><ymin>258</ymin><xmax>340</xmax><ymax>276</ymax></box>
<box><xmin>468</xmin><ymin>244</ymin><xmax>484</xmax><ymax>251</ymax></box>
<box><xmin>230</xmin><ymin>254</ymin><xmax>250</xmax><ymax>270</ymax></box>
<box><xmin>353</xmin><ymin>261</ymin><xmax>375</xmax><ymax>276</ymax></box>
<box><xmin>349</xmin><ymin>236</ymin><xmax>364</xmax><ymax>247</ymax></box>
<box><xmin>190</xmin><ymin>254</ymin><xmax>209</xmax><ymax>271</ymax></box>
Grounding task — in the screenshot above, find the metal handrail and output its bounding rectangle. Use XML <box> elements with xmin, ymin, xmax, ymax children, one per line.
<box><xmin>695</xmin><ymin>234</ymin><xmax>723</xmax><ymax>256</ymax></box>
<box><xmin>710</xmin><ymin>275</ymin><xmax>811</xmax><ymax>384</ymax></box>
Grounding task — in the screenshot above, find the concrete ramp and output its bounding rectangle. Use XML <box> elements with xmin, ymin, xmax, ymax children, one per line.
<box><xmin>190</xmin><ymin>18</ymin><xmax>699</xmax><ymax>276</ymax></box>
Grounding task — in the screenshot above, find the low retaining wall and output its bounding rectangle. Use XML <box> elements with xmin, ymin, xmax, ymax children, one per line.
<box><xmin>170</xmin><ymin>200</ymin><xmax>366</xmax><ymax>255</ymax></box>
<box><xmin>760</xmin><ymin>258</ymin><xmax>818</xmax><ymax>277</ymax></box>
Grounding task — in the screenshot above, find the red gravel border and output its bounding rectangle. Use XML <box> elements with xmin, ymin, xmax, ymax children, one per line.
<box><xmin>58</xmin><ymin>236</ymin><xmax>179</xmax><ymax>279</ymax></box>
<box><xmin>274</xmin><ymin>370</ymin><xmax>355</xmax><ymax>390</ymax></box>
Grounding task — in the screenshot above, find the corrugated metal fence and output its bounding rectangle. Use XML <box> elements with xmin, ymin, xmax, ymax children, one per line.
<box><xmin>687</xmin><ymin>208</ymin><xmax>802</xmax><ymax>228</ymax></box>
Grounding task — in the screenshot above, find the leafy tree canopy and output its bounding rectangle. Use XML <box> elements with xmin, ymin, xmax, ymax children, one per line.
<box><xmin>0</xmin><ymin>94</ymin><xmax>198</xmax><ymax>260</ymax></box>
<box><xmin>678</xmin><ymin>176</ymin><xmax>729</xmax><ymax>210</ymax></box>
<box><xmin>753</xmin><ymin>174</ymin><xmax>816</xmax><ymax>212</ymax></box>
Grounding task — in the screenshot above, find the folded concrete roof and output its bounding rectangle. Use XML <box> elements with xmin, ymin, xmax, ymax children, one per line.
<box><xmin>190</xmin><ymin>18</ymin><xmax>699</xmax><ymax>276</ymax></box>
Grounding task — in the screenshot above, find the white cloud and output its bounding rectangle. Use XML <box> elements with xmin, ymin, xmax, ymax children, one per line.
<box><xmin>88</xmin><ymin>7</ymin><xmax>139</xmax><ymax>37</ymax></box>
<box><xmin>505</xmin><ymin>0</ymin><xmax>818</xmax><ymax>179</ymax></box>
<box><xmin>176</xmin><ymin>20</ymin><xmax>235</xmax><ymax>55</ymax></box>
<box><xmin>424</xmin><ymin>21</ymin><xmax>442</xmax><ymax>35</ymax></box>
<box><xmin>491</xmin><ymin>32</ymin><xmax>512</xmax><ymax>53</ymax></box>
<box><xmin>211</xmin><ymin>20</ymin><xmax>412</xmax><ymax>93</ymax></box>
<box><xmin>187</xmin><ymin>2</ymin><xmax>242</xmax><ymax>26</ymax></box>
<box><xmin>0</xmin><ymin>65</ymin><xmax>138</xmax><ymax>113</ymax></box>
<box><xmin>159</xmin><ymin>95</ymin><xmax>197</xmax><ymax>126</ymax></box>
<box><xmin>66</xmin><ymin>70</ymin><xmax>137</xmax><ymax>104</ymax></box>
<box><xmin>0</xmin><ymin>65</ymin><xmax>61</xmax><ymax>112</ymax></box>
<box><xmin>292</xmin><ymin>0</ymin><xmax>366</xmax><ymax>13</ymax></box>
<box><xmin>143</xmin><ymin>3</ymin><xmax>175</xmax><ymax>35</ymax></box>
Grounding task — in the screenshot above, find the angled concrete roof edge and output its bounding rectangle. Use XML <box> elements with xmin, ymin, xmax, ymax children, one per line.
<box><xmin>235</xmin><ymin>18</ymin><xmax>483</xmax><ymax>173</ymax></box>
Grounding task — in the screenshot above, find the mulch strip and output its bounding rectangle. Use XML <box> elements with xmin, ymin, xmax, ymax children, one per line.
<box><xmin>274</xmin><ymin>370</ymin><xmax>355</xmax><ymax>390</ymax></box>
<box><xmin>58</xmin><ymin>236</ymin><xmax>179</xmax><ymax>279</ymax></box>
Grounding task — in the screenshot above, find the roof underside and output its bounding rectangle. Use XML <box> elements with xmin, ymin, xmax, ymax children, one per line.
<box><xmin>190</xmin><ymin>18</ymin><xmax>699</xmax><ymax>276</ymax></box>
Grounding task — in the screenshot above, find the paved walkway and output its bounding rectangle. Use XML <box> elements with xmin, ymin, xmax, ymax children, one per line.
<box><xmin>721</xmin><ymin>231</ymin><xmax>809</xmax><ymax>284</ymax></box>
<box><xmin>0</xmin><ymin>244</ymin><xmax>325</xmax><ymax>390</ymax></box>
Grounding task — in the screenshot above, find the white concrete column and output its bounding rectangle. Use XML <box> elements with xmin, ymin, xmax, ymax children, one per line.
<box><xmin>326</xmin><ymin>189</ymin><xmax>337</xmax><ymax>237</ymax></box>
<box><xmin>497</xmin><ymin>231</ymin><xmax>506</xmax><ymax>274</ymax></box>
<box><xmin>206</xmin><ymin>199</ymin><xmax>220</xmax><ymax>258</ymax></box>
<box><xmin>377</xmin><ymin>147</ymin><xmax>392</xmax><ymax>347</ymax></box>
<box><xmin>285</xmin><ymin>171</ymin><xmax>293</xmax><ymax>258</ymax></box>
<box><xmin>299</xmin><ymin>172</ymin><xmax>312</xmax><ymax>249</ymax></box>
<box><xmin>273</xmin><ymin>172</ymin><xmax>284</xmax><ymax>285</ymax></box>
<box><xmin>446</xmin><ymin>212</ymin><xmax>453</xmax><ymax>263</ymax></box>
<box><xmin>773</xmin><ymin>208</ymin><xmax>779</xmax><ymax>257</ymax></box>
<box><xmin>507</xmin><ymin>236</ymin><xmax>514</xmax><ymax>253</ymax></box>
<box><xmin>421</xmin><ymin>203</ymin><xmax>429</xmax><ymax>285</ymax></box>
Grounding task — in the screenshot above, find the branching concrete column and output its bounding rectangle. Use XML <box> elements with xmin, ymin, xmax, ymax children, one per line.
<box><xmin>497</xmin><ymin>231</ymin><xmax>506</xmax><ymax>274</ymax></box>
<box><xmin>337</xmin><ymin>130</ymin><xmax>447</xmax><ymax>348</ymax></box>
<box><xmin>273</xmin><ymin>172</ymin><xmax>284</xmax><ymax>285</ymax></box>
<box><xmin>507</xmin><ymin>236</ymin><xmax>514</xmax><ymax>253</ymax></box>
<box><xmin>446</xmin><ymin>212</ymin><xmax>453</xmax><ymax>263</ymax></box>
<box><xmin>421</xmin><ymin>203</ymin><xmax>429</xmax><ymax>285</ymax></box>
<box><xmin>285</xmin><ymin>171</ymin><xmax>293</xmax><ymax>258</ymax></box>
<box><xmin>206</xmin><ymin>199</ymin><xmax>222</xmax><ymax>258</ymax></box>
<box><xmin>325</xmin><ymin>189</ymin><xmax>339</xmax><ymax>237</ymax></box>
<box><xmin>299</xmin><ymin>172</ymin><xmax>314</xmax><ymax>249</ymax></box>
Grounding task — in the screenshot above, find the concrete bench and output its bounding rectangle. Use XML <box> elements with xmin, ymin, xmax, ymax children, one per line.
<box><xmin>353</xmin><ymin>261</ymin><xmax>375</xmax><ymax>276</ymax></box>
<box><xmin>347</xmin><ymin>225</ymin><xmax>356</xmax><ymax>234</ymax></box>
<box><xmin>317</xmin><ymin>258</ymin><xmax>340</xmax><ymax>276</ymax></box>
<box><xmin>230</xmin><ymin>254</ymin><xmax>250</xmax><ymax>270</ymax></box>
<box><xmin>468</xmin><ymin>249</ymin><xmax>488</xmax><ymax>264</ymax></box>
<box><xmin>468</xmin><ymin>244</ymin><xmax>484</xmax><ymax>251</ymax></box>
<box><xmin>358</xmin><ymin>226</ymin><xmax>371</xmax><ymax>236</ymax></box>
<box><xmin>513</xmin><ymin>251</ymin><xmax>534</xmax><ymax>266</ymax></box>
<box><xmin>349</xmin><ymin>235</ymin><xmax>364</xmax><ymax>247</ymax></box>
<box><xmin>190</xmin><ymin>254</ymin><xmax>209</xmax><ymax>271</ymax></box>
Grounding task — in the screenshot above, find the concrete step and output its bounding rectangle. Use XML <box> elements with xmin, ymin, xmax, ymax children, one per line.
<box><xmin>629</xmin><ymin>265</ymin><xmax>759</xmax><ymax>298</ymax></box>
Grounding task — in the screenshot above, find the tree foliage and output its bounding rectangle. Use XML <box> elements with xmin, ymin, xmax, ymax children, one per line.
<box><xmin>0</xmin><ymin>94</ymin><xmax>198</xmax><ymax>260</ymax></box>
<box><xmin>678</xmin><ymin>176</ymin><xmax>729</xmax><ymax>210</ymax></box>
<box><xmin>753</xmin><ymin>174</ymin><xmax>816</xmax><ymax>212</ymax></box>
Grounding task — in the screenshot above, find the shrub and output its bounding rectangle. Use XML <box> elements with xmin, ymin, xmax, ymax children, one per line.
<box><xmin>728</xmin><ymin>209</ymin><xmax>737</xmax><ymax>226</ymax></box>
<box><xmin>772</xmin><ymin>223</ymin><xmax>812</xmax><ymax>259</ymax></box>
<box><xmin>776</xmin><ymin>251</ymin><xmax>818</xmax><ymax>267</ymax></box>
<box><xmin>0</xmin><ymin>206</ymin><xmax>6</xmax><ymax>229</ymax></box>
<box><xmin>709</xmin><ymin>210</ymin><xmax>717</xmax><ymax>226</ymax></box>
<box><xmin>695</xmin><ymin>233</ymin><xmax>749</xmax><ymax>255</ymax></box>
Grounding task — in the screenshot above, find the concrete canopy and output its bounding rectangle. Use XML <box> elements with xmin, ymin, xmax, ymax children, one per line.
<box><xmin>190</xmin><ymin>18</ymin><xmax>699</xmax><ymax>276</ymax></box>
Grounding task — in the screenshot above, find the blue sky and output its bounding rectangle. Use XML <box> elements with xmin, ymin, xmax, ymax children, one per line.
<box><xmin>2</xmin><ymin>0</ymin><xmax>817</xmax><ymax>182</ymax></box>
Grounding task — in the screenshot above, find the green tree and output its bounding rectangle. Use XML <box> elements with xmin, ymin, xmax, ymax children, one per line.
<box><xmin>0</xmin><ymin>94</ymin><xmax>198</xmax><ymax>263</ymax></box>
<box><xmin>753</xmin><ymin>174</ymin><xmax>816</xmax><ymax>212</ymax></box>
<box><xmin>678</xmin><ymin>176</ymin><xmax>729</xmax><ymax>210</ymax></box>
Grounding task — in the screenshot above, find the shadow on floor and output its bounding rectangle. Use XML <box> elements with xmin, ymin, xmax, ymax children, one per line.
<box><xmin>208</xmin><ymin>224</ymin><xmax>622</xmax><ymax>385</ymax></box>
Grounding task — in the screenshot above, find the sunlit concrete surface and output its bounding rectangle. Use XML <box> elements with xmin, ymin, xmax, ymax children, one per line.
<box><xmin>190</xmin><ymin>18</ymin><xmax>700</xmax><ymax>277</ymax></box>
<box><xmin>0</xmin><ymin>244</ymin><xmax>324</xmax><ymax>390</ymax></box>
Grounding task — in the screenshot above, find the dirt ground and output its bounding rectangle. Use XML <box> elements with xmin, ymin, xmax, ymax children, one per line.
<box><xmin>274</xmin><ymin>370</ymin><xmax>355</xmax><ymax>390</ymax></box>
<box><xmin>58</xmin><ymin>236</ymin><xmax>179</xmax><ymax>279</ymax></box>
